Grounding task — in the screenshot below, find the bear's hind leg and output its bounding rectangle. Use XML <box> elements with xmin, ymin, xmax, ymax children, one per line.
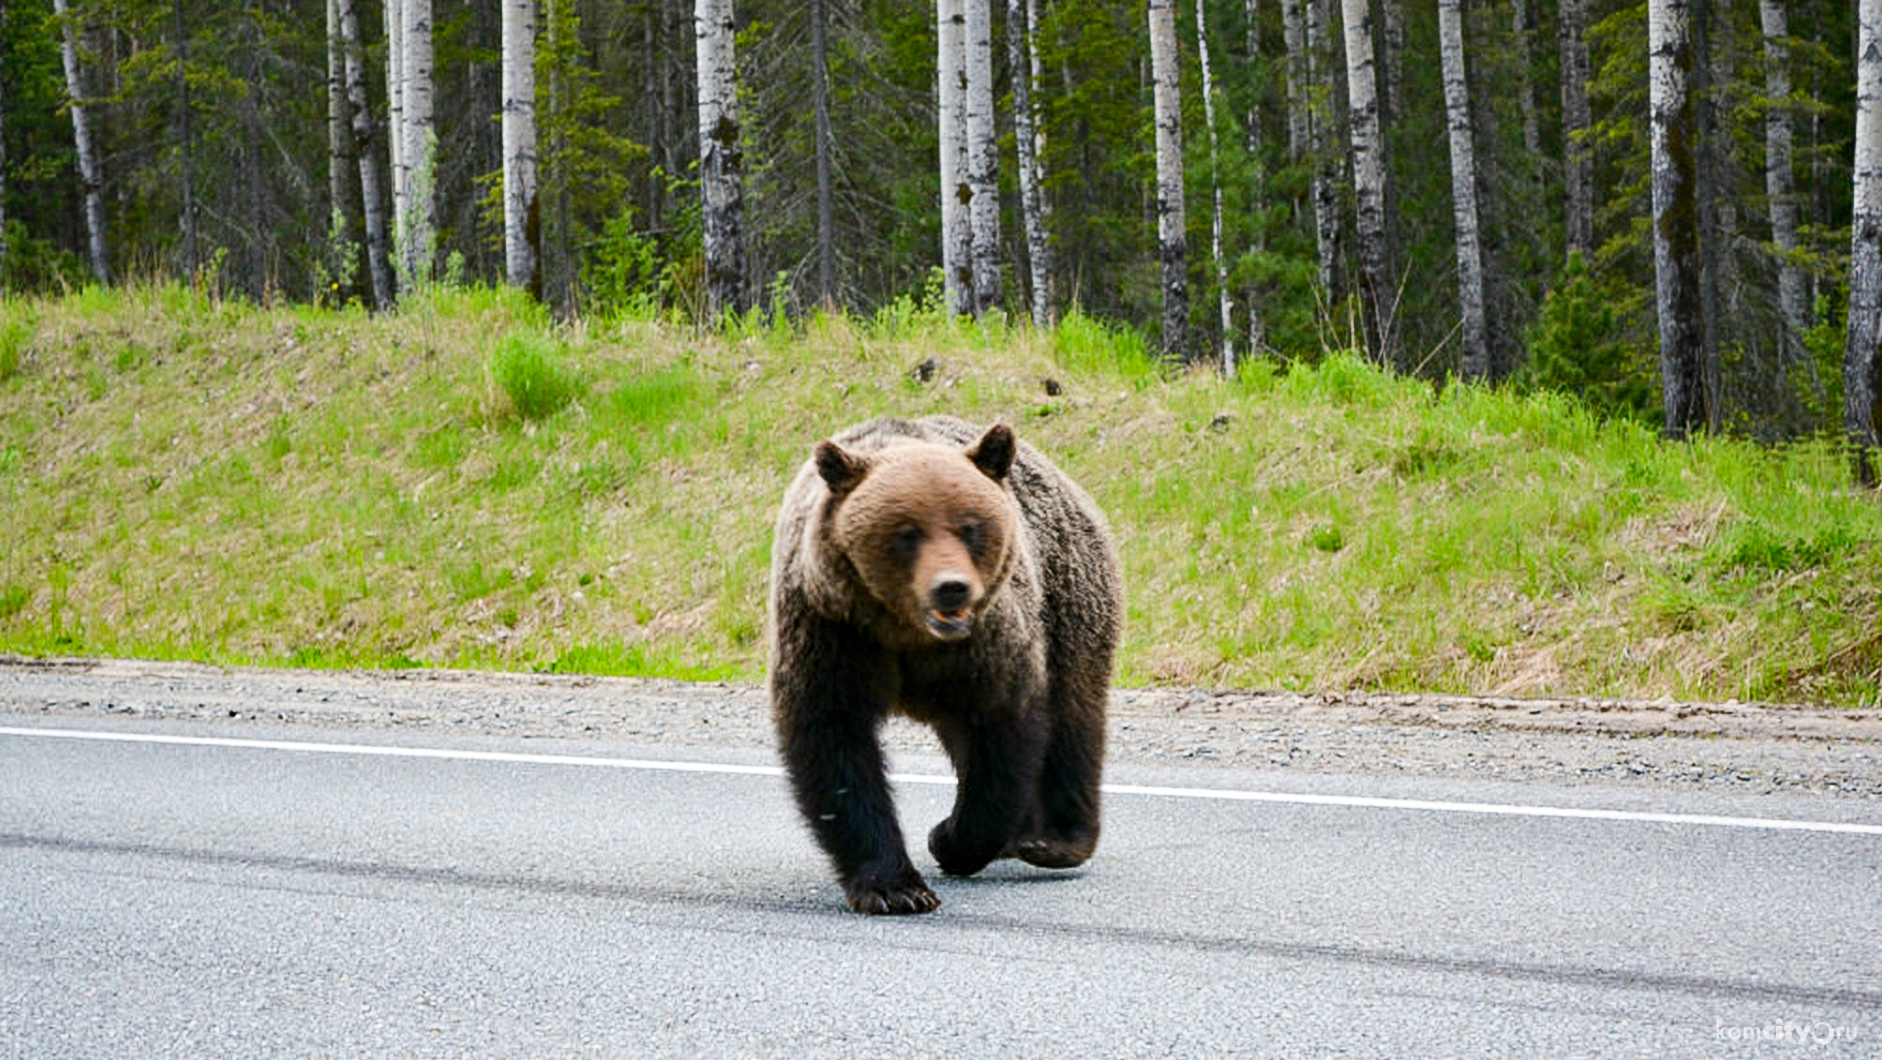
<box><xmin>927</xmin><ymin>711</ymin><xmax>1046</xmax><ymax>878</ymax></box>
<box><xmin>1013</xmin><ymin>685</ymin><xmax>1106</xmax><ymax>870</ymax></box>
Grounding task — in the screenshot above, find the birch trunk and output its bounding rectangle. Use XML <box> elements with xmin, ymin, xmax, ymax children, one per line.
<box><xmin>1557</xmin><ymin>0</ymin><xmax>1593</xmax><ymax>258</ymax></box>
<box><xmin>502</xmin><ymin>0</ymin><xmax>539</xmax><ymax>293</ymax></box>
<box><xmin>1649</xmin><ymin>0</ymin><xmax>1705</xmax><ymax>439</ymax></box>
<box><xmin>401</xmin><ymin>0</ymin><xmax>436</xmax><ymax>288</ymax></box>
<box><xmin>1305</xmin><ymin>0</ymin><xmax>1342</xmax><ymax>301</ymax></box>
<box><xmin>1760</xmin><ymin>0</ymin><xmax>1809</xmax><ymax>361</ymax></box>
<box><xmin>1007</xmin><ymin>0</ymin><xmax>1053</xmax><ymax>328</ymax></box>
<box><xmin>1196</xmin><ymin>0</ymin><xmax>1233</xmax><ymax>375</ymax></box>
<box><xmin>1846</xmin><ymin>0</ymin><xmax>1882</xmax><ymax>480</ymax></box>
<box><xmin>1341</xmin><ymin>0</ymin><xmax>1393</xmax><ymax>365</ymax></box>
<box><xmin>695</xmin><ymin>0</ymin><xmax>748</xmax><ymax>320</ymax></box>
<box><xmin>326</xmin><ymin>0</ymin><xmax>353</xmax><ymax>278</ymax></box>
<box><xmin>964</xmin><ymin>0</ymin><xmax>1001</xmax><ymax>314</ymax></box>
<box><xmin>1439</xmin><ymin>0</ymin><xmax>1486</xmax><ymax>382</ymax></box>
<box><xmin>385</xmin><ymin>0</ymin><xmax>406</xmax><ymax>237</ymax></box>
<box><xmin>937</xmin><ymin>0</ymin><xmax>973</xmax><ymax>316</ymax></box>
<box><xmin>1280</xmin><ymin>0</ymin><xmax>1308</xmax><ymax>160</ymax></box>
<box><xmin>340</xmin><ymin>0</ymin><xmax>394</xmax><ymax>309</ymax></box>
<box><xmin>810</xmin><ymin>0</ymin><xmax>834</xmax><ymax>306</ymax></box>
<box><xmin>53</xmin><ymin>0</ymin><xmax>109</xmax><ymax>283</ymax></box>
<box><xmin>1149</xmin><ymin>0</ymin><xmax>1189</xmax><ymax>364</ymax></box>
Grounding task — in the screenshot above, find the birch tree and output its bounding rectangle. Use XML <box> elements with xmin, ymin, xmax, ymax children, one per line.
<box><xmin>385</xmin><ymin>0</ymin><xmax>406</xmax><ymax>245</ymax></box>
<box><xmin>326</xmin><ymin>0</ymin><xmax>357</xmax><ymax>294</ymax></box>
<box><xmin>400</xmin><ymin>0</ymin><xmax>436</xmax><ymax>288</ymax></box>
<box><xmin>1558</xmin><ymin>0</ymin><xmax>1593</xmax><ymax>259</ymax></box>
<box><xmin>937</xmin><ymin>0</ymin><xmax>973</xmax><ymax>316</ymax></box>
<box><xmin>1280</xmin><ymin>0</ymin><xmax>1308</xmax><ymax>160</ymax></box>
<box><xmin>1649</xmin><ymin>0</ymin><xmax>1706</xmax><ymax>439</ymax></box>
<box><xmin>340</xmin><ymin>0</ymin><xmax>393</xmax><ymax>309</ymax></box>
<box><xmin>502</xmin><ymin>0</ymin><xmax>538</xmax><ymax>293</ymax></box>
<box><xmin>1195</xmin><ymin>0</ymin><xmax>1233</xmax><ymax>375</ymax></box>
<box><xmin>1007</xmin><ymin>0</ymin><xmax>1052</xmax><ymax>328</ymax></box>
<box><xmin>964</xmin><ymin>0</ymin><xmax>1001</xmax><ymax>313</ymax></box>
<box><xmin>53</xmin><ymin>0</ymin><xmax>108</xmax><ymax>284</ymax></box>
<box><xmin>1439</xmin><ymin>0</ymin><xmax>1486</xmax><ymax>382</ymax></box>
<box><xmin>1305</xmin><ymin>0</ymin><xmax>1343</xmax><ymax>302</ymax></box>
<box><xmin>1341</xmin><ymin>0</ymin><xmax>1393</xmax><ymax>365</ymax></box>
<box><xmin>1148</xmin><ymin>0</ymin><xmax>1189</xmax><ymax>363</ymax></box>
<box><xmin>810</xmin><ymin>0</ymin><xmax>834</xmax><ymax>305</ymax></box>
<box><xmin>695</xmin><ymin>0</ymin><xmax>748</xmax><ymax>320</ymax></box>
<box><xmin>1847</xmin><ymin>0</ymin><xmax>1882</xmax><ymax>481</ymax></box>
<box><xmin>1760</xmin><ymin>0</ymin><xmax>1808</xmax><ymax>361</ymax></box>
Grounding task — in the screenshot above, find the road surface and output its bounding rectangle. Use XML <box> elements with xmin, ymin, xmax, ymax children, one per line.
<box><xmin>3</xmin><ymin>708</ymin><xmax>1877</xmax><ymax>1058</ymax></box>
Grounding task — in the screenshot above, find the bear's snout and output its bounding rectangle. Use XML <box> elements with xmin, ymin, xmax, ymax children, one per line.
<box><xmin>922</xmin><ymin>572</ymin><xmax>979</xmax><ymax>640</ymax></box>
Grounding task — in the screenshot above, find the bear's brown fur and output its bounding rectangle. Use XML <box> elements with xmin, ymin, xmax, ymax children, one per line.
<box><xmin>768</xmin><ymin>416</ymin><xmax>1122</xmax><ymax>914</ymax></box>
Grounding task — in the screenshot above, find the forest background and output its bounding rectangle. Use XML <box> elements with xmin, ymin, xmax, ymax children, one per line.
<box><xmin>0</xmin><ymin>0</ymin><xmax>1867</xmax><ymax>440</ymax></box>
<box><xmin>2</xmin><ymin>1</ymin><xmax>1881</xmax><ymax>706</ymax></box>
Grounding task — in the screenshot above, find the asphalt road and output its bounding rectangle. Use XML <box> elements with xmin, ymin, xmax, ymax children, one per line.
<box><xmin>3</xmin><ymin>717</ymin><xmax>1878</xmax><ymax>1058</ymax></box>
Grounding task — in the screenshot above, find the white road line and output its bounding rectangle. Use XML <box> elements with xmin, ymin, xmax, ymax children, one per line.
<box><xmin>4</xmin><ymin>724</ymin><xmax>1880</xmax><ymax>836</ymax></box>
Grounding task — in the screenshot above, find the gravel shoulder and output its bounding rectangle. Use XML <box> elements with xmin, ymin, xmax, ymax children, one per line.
<box><xmin>3</xmin><ymin>655</ymin><xmax>1878</xmax><ymax>799</ymax></box>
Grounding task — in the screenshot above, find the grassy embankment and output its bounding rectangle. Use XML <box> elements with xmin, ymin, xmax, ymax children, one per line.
<box><xmin>1</xmin><ymin>284</ymin><xmax>1878</xmax><ymax>705</ymax></box>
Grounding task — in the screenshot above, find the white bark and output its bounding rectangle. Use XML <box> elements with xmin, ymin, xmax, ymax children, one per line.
<box><xmin>1149</xmin><ymin>0</ymin><xmax>1189</xmax><ymax>363</ymax></box>
<box><xmin>1280</xmin><ymin>0</ymin><xmax>1308</xmax><ymax>160</ymax></box>
<box><xmin>502</xmin><ymin>0</ymin><xmax>539</xmax><ymax>292</ymax></box>
<box><xmin>339</xmin><ymin>0</ymin><xmax>393</xmax><ymax>308</ymax></box>
<box><xmin>937</xmin><ymin>0</ymin><xmax>973</xmax><ymax>316</ymax></box>
<box><xmin>385</xmin><ymin>0</ymin><xmax>406</xmax><ymax>229</ymax></box>
<box><xmin>53</xmin><ymin>0</ymin><xmax>108</xmax><ymax>283</ymax></box>
<box><xmin>1342</xmin><ymin>0</ymin><xmax>1392</xmax><ymax>364</ymax></box>
<box><xmin>1558</xmin><ymin>0</ymin><xmax>1593</xmax><ymax>258</ymax></box>
<box><xmin>1439</xmin><ymin>0</ymin><xmax>1486</xmax><ymax>382</ymax></box>
<box><xmin>964</xmin><ymin>0</ymin><xmax>1001</xmax><ymax>314</ymax></box>
<box><xmin>1760</xmin><ymin>0</ymin><xmax>1808</xmax><ymax>359</ymax></box>
<box><xmin>1305</xmin><ymin>0</ymin><xmax>1341</xmax><ymax>300</ymax></box>
<box><xmin>401</xmin><ymin>0</ymin><xmax>436</xmax><ymax>288</ymax></box>
<box><xmin>1007</xmin><ymin>0</ymin><xmax>1053</xmax><ymax>328</ymax></box>
<box><xmin>695</xmin><ymin>0</ymin><xmax>747</xmax><ymax>319</ymax></box>
<box><xmin>1650</xmin><ymin>0</ymin><xmax>1704</xmax><ymax>438</ymax></box>
<box><xmin>1847</xmin><ymin>0</ymin><xmax>1882</xmax><ymax>471</ymax></box>
<box><xmin>327</xmin><ymin>0</ymin><xmax>349</xmax><ymax>246</ymax></box>
<box><xmin>1196</xmin><ymin>0</ymin><xmax>1234</xmax><ymax>375</ymax></box>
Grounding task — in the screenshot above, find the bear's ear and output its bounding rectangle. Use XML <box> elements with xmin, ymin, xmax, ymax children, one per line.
<box><xmin>966</xmin><ymin>423</ymin><xmax>1016</xmax><ymax>483</ymax></box>
<box><xmin>815</xmin><ymin>440</ymin><xmax>872</xmax><ymax>495</ymax></box>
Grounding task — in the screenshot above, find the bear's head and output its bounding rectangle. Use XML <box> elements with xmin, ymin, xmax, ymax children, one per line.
<box><xmin>815</xmin><ymin>423</ymin><xmax>1019</xmax><ymax>643</ymax></box>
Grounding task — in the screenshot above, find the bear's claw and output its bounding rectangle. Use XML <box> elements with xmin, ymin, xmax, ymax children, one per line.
<box><xmin>845</xmin><ymin>879</ymin><xmax>940</xmax><ymax>915</ymax></box>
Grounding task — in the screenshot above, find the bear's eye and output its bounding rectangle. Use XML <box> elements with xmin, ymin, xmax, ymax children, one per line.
<box><xmin>957</xmin><ymin>521</ymin><xmax>984</xmax><ymax>554</ymax></box>
<box><xmin>890</xmin><ymin>525</ymin><xmax>923</xmax><ymax>562</ymax></box>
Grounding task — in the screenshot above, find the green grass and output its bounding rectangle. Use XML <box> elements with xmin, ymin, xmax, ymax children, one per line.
<box><xmin>1</xmin><ymin>283</ymin><xmax>1879</xmax><ymax>705</ymax></box>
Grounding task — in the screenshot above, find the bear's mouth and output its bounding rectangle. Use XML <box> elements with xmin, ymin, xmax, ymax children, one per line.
<box><xmin>924</xmin><ymin>608</ymin><xmax>974</xmax><ymax>639</ymax></box>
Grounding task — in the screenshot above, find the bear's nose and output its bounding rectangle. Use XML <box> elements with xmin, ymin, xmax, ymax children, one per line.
<box><xmin>929</xmin><ymin>578</ymin><xmax>973</xmax><ymax>613</ymax></box>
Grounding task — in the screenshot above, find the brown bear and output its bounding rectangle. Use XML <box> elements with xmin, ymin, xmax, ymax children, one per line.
<box><xmin>767</xmin><ymin>415</ymin><xmax>1122</xmax><ymax>914</ymax></box>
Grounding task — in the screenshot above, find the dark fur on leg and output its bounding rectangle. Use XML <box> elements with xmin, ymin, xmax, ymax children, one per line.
<box><xmin>773</xmin><ymin>619</ymin><xmax>939</xmax><ymax>914</ymax></box>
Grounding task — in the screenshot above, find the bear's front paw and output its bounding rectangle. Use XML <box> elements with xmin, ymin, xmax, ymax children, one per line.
<box><xmin>844</xmin><ymin>865</ymin><xmax>940</xmax><ymax>915</ymax></box>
